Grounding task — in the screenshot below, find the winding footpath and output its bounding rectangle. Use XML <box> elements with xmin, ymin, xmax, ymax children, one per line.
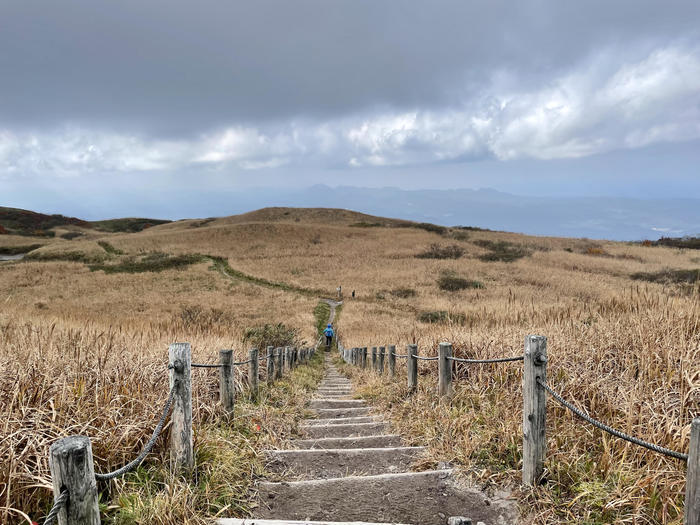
<box><xmin>220</xmin><ymin>350</ymin><xmax>519</xmax><ymax>524</ymax></box>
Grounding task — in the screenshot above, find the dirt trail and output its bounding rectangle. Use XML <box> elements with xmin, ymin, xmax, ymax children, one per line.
<box><xmin>322</xmin><ymin>299</ymin><xmax>341</xmax><ymax>324</ymax></box>
<box><xmin>219</xmin><ymin>354</ymin><xmax>519</xmax><ymax>525</ymax></box>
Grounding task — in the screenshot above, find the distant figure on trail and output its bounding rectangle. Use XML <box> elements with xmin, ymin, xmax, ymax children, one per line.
<box><xmin>323</xmin><ymin>323</ymin><xmax>334</xmax><ymax>350</ymax></box>
<box><xmin>351</xmin><ymin>290</ymin><xmax>355</xmax><ymax>299</ymax></box>
<box><xmin>337</xmin><ymin>285</ymin><xmax>342</xmax><ymax>300</ymax></box>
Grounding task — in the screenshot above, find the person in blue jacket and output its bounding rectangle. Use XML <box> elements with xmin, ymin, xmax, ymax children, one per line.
<box><xmin>323</xmin><ymin>323</ymin><xmax>334</xmax><ymax>349</ymax></box>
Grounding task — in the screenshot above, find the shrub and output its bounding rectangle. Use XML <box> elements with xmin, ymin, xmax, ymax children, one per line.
<box><xmin>390</xmin><ymin>287</ymin><xmax>417</xmax><ymax>298</ymax></box>
<box><xmin>351</xmin><ymin>222</ymin><xmax>383</xmax><ymax>228</ymax></box>
<box><xmin>97</xmin><ymin>241</ymin><xmax>124</xmax><ymax>255</ymax></box>
<box><xmin>60</xmin><ymin>231</ymin><xmax>83</xmax><ymax>240</ymax></box>
<box><xmin>88</xmin><ymin>252</ymin><xmax>205</xmax><ymax>273</ymax></box>
<box><xmin>416</xmin><ymin>244</ymin><xmax>464</xmax><ymax>259</ymax></box>
<box><xmin>417</xmin><ymin>310</ymin><xmax>466</xmax><ymax>325</ymax></box>
<box><xmin>631</xmin><ymin>268</ymin><xmax>700</xmax><ymax>285</ymax></box>
<box><xmin>0</xmin><ymin>225</ymin><xmax>7</xmax><ymax>235</ymax></box>
<box><xmin>652</xmin><ymin>236</ymin><xmax>700</xmax><ymax>250</ymax></box>
<box><xmin>397</xmin><ymin>222</ymin><xmax>448</xmax><ymax>235</ymax></box>
<box><xmin>25</xmin><ymin>250</ymin><xmax>105</xmax><ymax>263</ymax></box>
<box><xmin>0</xmin><ymin>244</ymin><xmax>43</xmax><ymax>255</ymax></box>
<box><xmin>474</xmin><ymin>240</ymin><xmax>530</xmax><ymax>262</ymax></box>
<box><xmin>438</xmin><ymin>272</ymin><xmax>483</xmax><ymax>291</ymax></box>
<box><xmin>584</xmin><ymin>245</ymin><xmax>610</xmax><ymax>257</ymax></box>
<box><xmin>243</xmin><ymin>323</ymin><xmax>299</xmax><ymax>349</ymax></box>
<box><xmin>449</xmin><ymin>230</ymin><xmax>470</xmax><ymax>241</ymax></box>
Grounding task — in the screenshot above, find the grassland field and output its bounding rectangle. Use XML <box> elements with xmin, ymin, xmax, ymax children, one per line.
<box><xmin>0</xmin><ymin>206</ymin><xmax>698</xmax><ymax>524</ymax></box>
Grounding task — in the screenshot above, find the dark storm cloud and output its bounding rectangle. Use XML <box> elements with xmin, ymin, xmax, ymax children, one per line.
<box><xmin>1</xmin><ymin>0</ymin><xmax>698</xmax><ymax>134</ymax></box>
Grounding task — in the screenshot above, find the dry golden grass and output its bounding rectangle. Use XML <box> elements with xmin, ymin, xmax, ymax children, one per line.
<box><xmin>1</xmin><ymin>207</ymin><xmax>698</xmax><ymax>524</ymax></box>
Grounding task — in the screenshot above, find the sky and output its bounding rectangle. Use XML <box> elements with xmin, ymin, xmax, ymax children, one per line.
<box><xmin>1</xmin><ymin>1</ymin><xmax>699</xmax><ymax>237</ymax></box>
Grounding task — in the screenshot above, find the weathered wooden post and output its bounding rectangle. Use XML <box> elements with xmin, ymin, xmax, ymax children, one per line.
<box><xmin>686</xmin><ymin>417</ymin><xmax>700</xmax><ymax>525</ymax></box>
<box><xmin>248</xmin><ymin>348</ymin><xmax>259</xmax><ymax>401</ymax></box>
<box><xmin>219</xmin><ymin>349</ymin><xmax>235</xmax><ymax>415</ymax></box>
<box><xmin>362</xmin><ymin>347</ymin><xmax>368</xmax><ymax>369</ymax></box>
<box><xmin>378</xmin><ymin>346</ymin><xmax>385</xmax><ymax>374</ymax></box>
<box><xmin>522</xmin><ymin>335</ymin><xmax>547</xmax><ymax>486</ymax></box>
<box><xmin>438</xmin><ymin>342</ymin><xmax>453</xmax><ymax>398</ymax></box>
<box><xmin>49</xmin><ymin>436</ymin><xmax>101</xmax><ymax>525</ymax></box>
<box><xmin>266</xmin><ymin>346</ymin><xmax>275</xmax><ymax>384</ymax></box>
<box><xmin>388</xmin><ymin>344</ymin><xmax>396</xmax><ymax>378</ymax></box>
<box><xmin>169</xmin><ymin>342</ymin><xmax>193</xmax><ymax>471</ymax></box>
<box><xmin>284</xmin><ymin>346</ymin><xmax>290</xmax><ymax>370</ymax></box>
<box><xmin>275</xmin><ymin>347</ymin><xmax>284</xmax><ymax>379</ymax></box>
<box><xmin>407</xmin><ymin>344</ymin><xmax>418</xmax><ymax>393</ymax></box>
<box><xmin>371</xmin><ymin>347</ymin><xmax>377</xmax><ymax>371</ymax></box>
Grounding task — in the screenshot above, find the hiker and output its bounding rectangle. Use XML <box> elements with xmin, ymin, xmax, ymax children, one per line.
<box><xmin>323</xmin><ymin>323</ymin><xmax>334</xmax><ymax>350</ymax></box>
<box><xmin>351</xmin><ymin>290</ymin><xmax>355</xmax><ymax>299</ymax></box>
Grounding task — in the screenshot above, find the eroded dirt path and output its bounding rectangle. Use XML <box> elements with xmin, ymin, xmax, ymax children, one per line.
<box><xmin>219</xmin><ymin>354</ymin><xmax>519</xmax><ymax>525</ymax></box>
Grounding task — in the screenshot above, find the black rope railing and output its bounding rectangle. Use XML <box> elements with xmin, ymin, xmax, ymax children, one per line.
<box><xmin>191</xmin><ymin>363</ymin><xmax>224</xmax><ymax>368</ymax></box>
<box><xmin>537</xmin><ymin>377</ymin><xmax>688</xmax><ymax>461</ymax></box>
<box><xmin>43</xmin><ymin>487</ymin><xmax>68</xmax><ymax>525</ymax></box>
<box><xmin>94</xmin><ymin>381</ymin><xmax>177</xmax><ymax>481</ymax></box>
<box><xmin>448</xmin><ymin>355</ymin><xmax>524</xmax><ymax>364</ymax></box>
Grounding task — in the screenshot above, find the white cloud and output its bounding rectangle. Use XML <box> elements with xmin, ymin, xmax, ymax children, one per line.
<box><xmin>1</xmin><ymin>45</ymin><xmax>698</xmax><ymax>177</ymax></box>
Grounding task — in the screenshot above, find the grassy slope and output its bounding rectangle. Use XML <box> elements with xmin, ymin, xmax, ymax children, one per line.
<box><xmin>0</xmin><ymin>207</ymin><xmax>698</xmax><ymax>524</ymax></box>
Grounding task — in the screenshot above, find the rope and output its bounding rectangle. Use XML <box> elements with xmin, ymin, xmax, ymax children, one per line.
<box><xmin>448</xmin><ymin>355</ymin><xmax>524</xmax><ymax>364</ymax></box>
<box><xmin>232</xmin><ymin>358</ymin><xmax>254</xmax><ymax>366</ymax></box>
<box><xmin>391</xmin><ymin>352</ymin><xmax>408</xmax><ymax>358</ymax></box>
<box><xmin>191</xmin><ymin>363</ymin><xmax>224</xmax><ymax>368</ymax></box>
<box><xmin>43</xmin><ymin>488</ymin><xmax>68</xmax><ymax>525</ymax></box>
<box><xmin>537</xmin><ymin>378</ymin><xmax>688</xmax><ymax>461</ymax></box>
<box><xmin>94</xmin><ymin>382</ymin><xmax>177</xmax><ymax>481</ymax></box>
<box><xmin>412</xmin><ymin>355</ymin><xmax>438</xmax><ymax>361</ymax></box>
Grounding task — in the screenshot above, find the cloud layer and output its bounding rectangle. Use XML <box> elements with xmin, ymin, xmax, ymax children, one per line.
<box><xmin>2</xmin><ymin>43</ymin><xmax>699</xmax><ymax>177</ymax></box>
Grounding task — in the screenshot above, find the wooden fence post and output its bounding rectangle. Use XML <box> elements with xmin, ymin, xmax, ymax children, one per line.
<box><xmin>371</xmin><ymin>347</ymin><xmax>377</xmax><ymax>371</ymax></box>
<box><xmin>219</xmin><ymin>349</ymin><xmax>235</xmax><ymax>415</ymax></box>
<box><xmin>266</xmin><ymin>346</ymin><xmax>275</xmax><ymax>384</ymax></box>
<box><xmin>169</xmin><ymin>342</ymin><xmax>193</xmax><ymax>471</ymax></box>
<box><xmin>407</xmin><ymin>344</ymin><xmax>418</xmax><ymax>393</ymax></box>
<box><xmin>49</xmin><ymin>436</ymin><xmax>100</xmax><ymax>525</ymax></box>
<box><xmin>388</xmin><ymin>344</ymin><xmax>396</xmax><ymax>378</ymax></box>
<box><xmin>362</xmin><ymin>347</ymin><xmax>368</xmax><ymax>369</ymax></box>
<box><xmin>248</xmin><ymin>348</ymin><xmax>259</xmax><ymax>401</ymax></box>
<box><xmin>686</xmin><ymin>417</ymin><xmax>700</xmax><ymax>525</ymax></box>
<box><xmin>438</xmin><ymin>342</ymin><xmax>453</xmax><ymax>398</ymax></box>
<box><xmin>275</xmin><ymin>347</ymin><xmax>284</xmax><ymax>379</ymax></box>
<box><xmin>522</xmin><ymin>335</ymin><xmax>547</xmax><ymax>486</ymax></box>
<box><xmin>378</xmin><ymin>346</ymin><xmax>385</xmax><ymax>374</ymax></box>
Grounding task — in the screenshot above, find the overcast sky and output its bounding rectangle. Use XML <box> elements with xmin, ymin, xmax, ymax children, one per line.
<box><xmin>1</xmin><ymin>1</ymin><xmax>699</xmax><ymax>225</ymax></box>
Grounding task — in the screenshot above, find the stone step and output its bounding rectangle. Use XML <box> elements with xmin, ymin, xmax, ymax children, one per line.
<box><xmin>311</xmin><ymin>399</ymin><xmax>365</xmax><ymax>409</ymax></box>
<box><xmin>291</xmin><ymin>435</ymin><xmax>403</xmax><ymax>450</ymax></box>
<box><xmin>255</xmin><ymin>470</ymin><xmax>518</xmax><ymax>524</ymax></box>
<box><xmin>301</xmin><ymin>422</ymin><xmax>387</xmax><ymax>439</ymax></box>
<box><xmin>265</xmin><ymin>447</ymin><xmax>425</xmax><ymax>479</ymax></box>
<box><xmin>216</xmin><ymin>518</ymin><xmax>410</xmax><ymax>525</ymax></box>
<box><xmin>304</xmin><ymin>416</ymin><xmax>381</xmax><ymax>426</ymax></box>
<box><xmin>313</xmin><ymin>407</ymin><xmax>370</xmax><ymax>418</ymax></box>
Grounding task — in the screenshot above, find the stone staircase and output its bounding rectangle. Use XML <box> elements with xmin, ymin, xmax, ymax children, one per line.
<box><xmin>219</xmin><ymin>357</ymin><xmax>518</xmax><ymax>525</ymax></box>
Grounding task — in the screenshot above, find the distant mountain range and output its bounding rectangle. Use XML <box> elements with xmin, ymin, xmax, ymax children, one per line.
<box><xmin>3</xmin><ymin>185</ymin><xmax>699</xmax><ymax>240</ymax></box>
<box><xmin>195</xmin><ymin>185</ymin><xmax>700</xmax><ymax>241</ymax></box>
